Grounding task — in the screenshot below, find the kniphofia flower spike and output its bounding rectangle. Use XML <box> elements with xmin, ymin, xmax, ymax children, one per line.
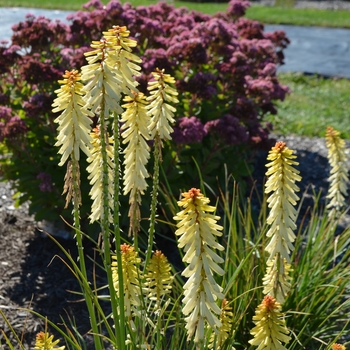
<box><xmin>174</xmin><ymin>188</ymin><xmax>224</xmax><ymax>343</ymax></box>
<box><xmin>121</xmin><ymin>91</ymin><xmax>150</xmax><ymax>234</ymax></box>
<box><xmin>34</xmin><ymin>331</ymin><xmax>65</xmax><ymax>350</ymax></box>
<box><xmin>265</xmin><ymin>141</ymin><xmax>301</xmax><ymax>263</ymax></box>
<box><xmin>86</xmin><ymin>126</ymin><xmax>115</xmax><ymax>223</ymax></box>
<box><xmin>53</xmin><ymin>69</ymin><xmax>93</xmax><ymax>166</ymax></box>
<box><xmin>111</xmin><ymin>244</ymin><xmax>142</xmax><ymax>319</ymax></box>
<box><xmin>147</xmin><ymin>68</ymin><xmax>179</xmax><ymax>141</ymax></box>
<box><xmin>249</xmin><ymin>295</ymin><xmax>291</xmax><ymax>350</ymax></box>
<box><xmin>325</xmin><ymin>126</ymin><xmax>349</xmax><ymax>216</ymax></box>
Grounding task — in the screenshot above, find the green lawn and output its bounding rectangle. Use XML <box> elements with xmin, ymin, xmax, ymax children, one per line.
<box><xmin>268</xmin><ymin>73</ymin><xmax>350</xmax><ymax>139</ymax></box>
<box><xmin>1</xmin><ymin>0</ymin><xmax>350</xmax><ymax>28</ymax></box>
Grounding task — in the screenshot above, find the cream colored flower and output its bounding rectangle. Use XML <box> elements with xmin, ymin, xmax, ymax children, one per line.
<box><xmin>111</xmin><ymin>244</ymin><xmax>141</xmax><ymax>318</ymax></box>
<box><xmin>249</xmin><ymin>295</ymin><xmax>291</xmax><ymax>350</ymax></box>
<box><xmin>82</xmin><ymin>37</ymin><xmax>124</xmax><ymax>118</ymax></box>
<box><xmin>103</xmin><ymin>25</ymin><xmax>142</xmax><ymax>96</ymax></box>
<box><xmin>174</xmin><ymin>188</ymin><xmax>225</xmax><ymax>343</ymax></box>
<box><xmin>120</xmin><ymin>91</ymin><xmax>150</xmax><ymax>234</ymax></box>
<box><xmin>265</xmin><ymin>141</ymin><xmax>301</xmax><ymax>263</ymax></box>
<box><xmin>209</xmin><ymin>299</ymin><xmax>235</xmax><ymax>350</ymax></box>
<box><xmin>147</xmin><ymin>68</ymin><xmax>179</xmax><ymax>141</ymax></box>
<box><xmin>144</xmin><ymin>250</ymin><xmax>173</xmax><ymax>308</ymax></box>
<box><xmin>325</xmin><ymin>126</ymin><xmax>349</xmax><ymax>216</ymax></box>
<box><xmin>34</xmin><ymin>332</ymin><xmax>65</xmax><ymax>350</ymax></box>
<box><xmin>86</xmin><ymin>126</ymin><xmax>114</xmax><ymax>223</ymax></box>
<box><xmin>53</xmin><ymin>69</ymin><xmax>93</xmax><ymax>166</ymax></box>
<box><xmin>262</xmin><ymin>254</ymin><xmax>292</xmax><ymax>304</ymax></box>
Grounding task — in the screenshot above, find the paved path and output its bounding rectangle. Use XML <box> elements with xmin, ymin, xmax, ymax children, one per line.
<box><xmin>1</xmin><ymin>7</ymin><xmax>350</xmax><ymax>78</ymax></box>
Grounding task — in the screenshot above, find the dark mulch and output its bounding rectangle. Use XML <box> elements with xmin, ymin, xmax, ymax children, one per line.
<box><xmin>0</xmin><ymin>182</ymin><xmax>108</xmax><ymax>349</ymax></box>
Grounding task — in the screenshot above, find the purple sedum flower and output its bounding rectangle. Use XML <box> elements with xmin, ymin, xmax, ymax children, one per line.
<box><xmin>205</xmin><ymin>114</ymin><xmax>248</xmax><ymax>145</ymax></box>
<box><xmin>172</xmin><ymin>116</ymin><xmax>207</xmax><ymax>144</ymax></box>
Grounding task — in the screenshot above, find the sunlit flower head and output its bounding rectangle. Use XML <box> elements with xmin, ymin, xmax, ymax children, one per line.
<box><xmin>53</xmin><ymin>69</ymin><xmax>93</xmax><ymax>166</ymax></box>
<box><xmin>147</xmin><ymin>68</ymin><xmax>179</xmax><ymax>141</ymax></box>
<box><xmin>325</xmin><ymin>126</ymin><xmax>349</xmax><ymax>216</ymax></box>
<box><xmin>82</xmin><ymin>37</ymin><xmax>124</xmax><ymax>119</ymax></box>
<box><xmin>34</xmin><ymin>331</ymin><xmax>65</xmax><ymax>350</ymax></box>
<box><xmin>121</xmin><ymin>91</ymin><xmax>150</xmax><ymax>235</ymax></box>
<box><xmin>103</xmin><ymin>25</ymin><xmax>142</xmax><ymax>97</ymax></box>
<box><xmin>332</xmin><ymin>344</ymin><xmax>346</xmax><ymax>350</ymax></box>
<box><xmin>111</xmin><ymin>244</ymin><xmax>141</xmax><ymax>317</ymax></box>
<box><xmin>144</xmin><ymin>250</ymin><xmax>173</xmax><ymax>308</ymax></box>
<box><xmin>265</xmin><ymin>141</ymin><xmax>301</xmax><ymax>263</ymax></box>
<box><xmin>174</xmin><ymin>188</ymin><xmax>225</xmax><ymax>343</ymax></box>
<box><xmin>249</xmin><ymin>295</ymin><xmax>291</xmax><ymax>350</ymax></box>
<box><xmin>86</xmin><ymin>126</ymin><xmax>114</xmax><ymax>223</ymax></box>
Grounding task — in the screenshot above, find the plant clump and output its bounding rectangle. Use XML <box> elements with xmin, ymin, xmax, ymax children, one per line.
<box><xmin>0</xmin><ymin>0</ymin><xmax>290</xmax><ymax>227</ymax></box>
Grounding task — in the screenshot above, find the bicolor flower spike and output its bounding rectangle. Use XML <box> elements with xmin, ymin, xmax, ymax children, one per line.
<box><xmin>102</xmin><ymin>25</ymin><xmax>142</xmax><ymax>96</ymax></box>
<box><xmin>249</xmin><ymin>295</ymin><xmax>291</xmax><ymax>350</ymax></box>
<box><xmin>34</xmin><ymin>332</ymin><xmax>65</xmax><ymax>350</ymax></box>
<box><xmin>147</xmin><ymin>68</ymin><xmax>179</xmax><ymax>141</ymax></box>
<box><xmin>144</xmin><ymin>250</ymin><xmax>173</xmax><ymax>308</ymax></box>
<box><xmin>265</xmin><ymin>141</ymin><xmax>301</xmax><ymax>263</ymax></box>
<box><xmin>262</xmin><ymin>255</ymin><xmax>292</xmax><ymax>303</ymax></box>
<box><xmin>174</xmin><ymin>188</ymin><xmax>225</xmax><ymax>343</ymax></box>
<box><xmin>86</xmin><ymin>126</ymin><xmax>114</xmax><ymax>223</ymax></box>
<box><xmin>121</xmin><ymin>91</ymin><xmax>151</xmax><ymax>234</ymax></box>
<box><xmin>332</xmin><ymin>344</ymin><xmax>346</xmax><ymax>350</ymax></box>
<box><xmin>209</xmin><ymin>299</ymin><xmax>235</xmax><ymax>350</ymax></box>
<box><xmin>112</xmin><ymin>244</ymin><xmax>142</xmax><ymax>318</ymax></box>
<box><xmin>81</xmin><ymin>36</ymin><xmax>124</xmax><ymax>118</ymax></box>
<box><xmin>53</xmin><ymin>69</ymin><xmax>93</xmax><ymax>166</ymax></box>
<box><xmin>325</xmin><ymin>126</ymin><xmax>349</xmax><ymax>216</ymax></box>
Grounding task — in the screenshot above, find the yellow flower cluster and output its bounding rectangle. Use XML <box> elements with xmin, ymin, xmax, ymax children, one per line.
<box><xmin>144</xmin><ymin>250</ymin><xmax>173</xmax><ymax>308</ymax></box>
<box><xmin>112</xmin><ymin>244</ymin><xmax>142</xmax><ymax>318</ymax></box>
<box><xmin>249</xmin><ymin>295</ymin><xmax>291</xmax><ymax>350</ymax></box>
<box><xmin>325</xmin><ymin>126</ymin><xmax>349</xmax><ymax>216</ymax></box>
<box><xmin>112</xmin><ymin>245</ymin><xmax>173</xmax><ymax>317</ymax></box>
<box><xmin>265</xmin><ymin>141</ymin><xmax>301</xmax><ymax>263</ymax></box>
<box><xmin>86</xmin><ymin>126</ymin><xmax>115</xmax><ymax>223</ymax></box>
<box><xmin>174</xmin><ymin>188</ymin><xmax>224</xmax><ymax>343</ymax></box>
<box><xmin>147</xmin><ymin>68</ymin><xmax>179</xmax><ymax>141</ymax></box>
<box><xmin>53</xmin><ymin>69</ymin><xmax>93</xmax><ymax>166</ymax></box>
<box><xmin>34</xmin><ymin>332</ymin><xmax>65</xmax><ymax>350</ymax></box>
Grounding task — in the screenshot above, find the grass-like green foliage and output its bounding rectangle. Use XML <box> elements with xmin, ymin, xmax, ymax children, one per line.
<box><xmin>267</xmin><ymin>73</ymin><xmax>350</xmax><ymax>139</ymax></box>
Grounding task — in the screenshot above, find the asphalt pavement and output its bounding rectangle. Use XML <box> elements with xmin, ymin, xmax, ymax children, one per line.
<box><xmin>1</xmin><ymin>7</ymin><xmax>350</xmax><ymax>78</ymax></box>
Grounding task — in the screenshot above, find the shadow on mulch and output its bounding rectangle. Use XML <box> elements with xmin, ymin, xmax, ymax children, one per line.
<box><xmin>0</xmin><ymin>213</ymin><xmax>111</xmax><ymax>349</ymax></box>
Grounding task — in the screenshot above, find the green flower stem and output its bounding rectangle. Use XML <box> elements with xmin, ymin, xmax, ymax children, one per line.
<box><xmin>112</xmin><ymin>113</ymin><xmax>126</xmax><ymax>349</ymax></box>
<box><xmin>71</xmin><ymin>157</ymin><xmax>103</xmax><ymax>350</ymax></box>
<box><xmin>145</xmin><ymin>135</ymin><xmax>161</xmax><ymax>269</ymax></box>
<box><xmin>98</xmin><ymin>105</ymin><xmax>124</xmax><ymax>349</ymax></box>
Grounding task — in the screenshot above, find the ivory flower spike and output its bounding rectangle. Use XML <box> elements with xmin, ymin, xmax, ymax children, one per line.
<box><xmin>264</xmin><ymin>141</ymin><xmax>301</xmax><ymax>263</ymax></box>
<box><xmin>53</xmin><ymin>69</ymin><xmax>93</xmax><ymax>166</ymax></box>
<box><xmin>174</xmin><ymin>188</ymin><xmax>225</xmax><ymax>343</ymax></box>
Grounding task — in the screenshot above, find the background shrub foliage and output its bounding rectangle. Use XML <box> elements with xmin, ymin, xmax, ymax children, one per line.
<box><xmin>0</xmin><ymin>0</ymin><xmax>289</xmax><ymax>228</ymax></box>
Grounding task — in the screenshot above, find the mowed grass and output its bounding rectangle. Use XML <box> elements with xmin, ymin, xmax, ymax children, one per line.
<box><xmin>1</xmin><ymin>0</ymin><xmax>350</xmax><ymax>28</ymax></box>
<box><xmin>267</xmin><ymin>73</ymin><xmax>350</xmax><ymax>139</ymax></box>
